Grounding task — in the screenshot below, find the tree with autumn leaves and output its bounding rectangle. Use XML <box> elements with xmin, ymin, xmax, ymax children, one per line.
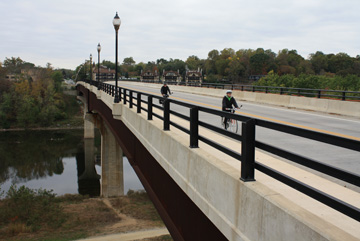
<box><xmin>0</xmin><ymin>58</ymin><xmax>68</xmax><ymax>128</ymax></box>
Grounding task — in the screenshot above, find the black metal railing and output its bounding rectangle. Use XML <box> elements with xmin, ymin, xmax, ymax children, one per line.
<box><xmin>84</xmin><ymin>80</ymin><xmax>360</xmax><ymax>222</ymax></box>
<box><xmin>117</xmin><ymin>79</ymin><xmax>360</xmax><ymax>101</ymax></box>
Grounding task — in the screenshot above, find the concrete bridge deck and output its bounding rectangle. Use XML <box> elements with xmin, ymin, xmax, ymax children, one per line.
<box><xmin>77</xmin><ymin>81</ymin><xmax>360</xmax><ymax>241</ymax></box>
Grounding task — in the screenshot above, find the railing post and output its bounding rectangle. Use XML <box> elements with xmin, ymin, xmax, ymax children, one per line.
<box><xmin>252</xmin><ymin>86</ymin><xmax>255</xmax><ymax>92</ymax></box>
<box><xmin>280</xmin><ymin>88</ymin><xmax>283</xmax><ymax>95</ymax></box>
<box><xmin>241</xmin><ymin>86</ymin><xmax>244</xmax><ymax>91</ymax></box>
<box><xmin>317</xmin><ymin>90</ymin><xmax>321</xmax><ymax>98</ymax></box>
<box><xmin>163</xmin><ymin>99</ymin><xmax>170</xmax><ymax>131</ymax></box>
<box><xmin>240</xmin><ymin>119</ymin><xmax>256</xmax><ymax>182</ymax></box>
<box><xmin>129</xmin><ymin>91</ymin><xmax>133</xmax><ymax>108</ymax></box>
<box><xmin>298</xmin><ymin>89</ymin><xmax>301</xmax><ymax>96</ymax></box>
<box><xmin>123</xmin><ymin>89</ymin><xmax>127</xmax><ymax>104</ymax></box>
<box><xmin>147</xmin><ymin>96</ymin><xmax>153</xmax><ymax>120</ymax></box>
<box><xmin>190</xmin><ymin>107</ymin><xmax>199</xmax><ymax>148</ymax></box>
<box><xmin>342</xmin><ymin>92</ymin><xmax>346</xmax><ymax>101</ymax></box>
<box><xmin>119</xmin><ymin>87</ymin><xmax>122</xmax><ymax>102</ymax></box>
<box><xmin>137</xmin><ymin>93</ymin><xmax>141</xmax><ymax>113</ymax></box>
<box><xmin>265</xmin><ymin>87</ymin><xmax>268</xmax><ymax>93</ymax></box>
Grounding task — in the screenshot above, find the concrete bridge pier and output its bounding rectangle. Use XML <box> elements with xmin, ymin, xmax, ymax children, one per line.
<box><xmin>78</xmin><ymin>93</ymin><xmax>124</xmax><ymax>197</ymax></box>
<box><xmin>99</xmin><ymin>120</ymin><xmax>124</xmax><ymax>197</ymax></box>
<box><xmin>84</xmin><ymin>112</ymin><xmax>95</xmax><ymax>139</ymax></box>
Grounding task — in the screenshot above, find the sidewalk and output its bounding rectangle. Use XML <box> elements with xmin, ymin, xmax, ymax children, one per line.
<box><xmin>77</xmin><ymin>228</ymin><xmax>170</xmax><ymax>241</ymax></box>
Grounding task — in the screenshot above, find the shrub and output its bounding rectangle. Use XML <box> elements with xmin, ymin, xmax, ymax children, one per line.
<box><xmin>0</xmin><ymin>185</ymin><xmax>66</xmax><ymax>233</ymax></box>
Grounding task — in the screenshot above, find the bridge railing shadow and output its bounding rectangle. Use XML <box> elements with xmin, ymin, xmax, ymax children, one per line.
<box><xmin>90</xmin><ymin>81</ymin><xmax>360</xmax><ymax>222</ymax></box>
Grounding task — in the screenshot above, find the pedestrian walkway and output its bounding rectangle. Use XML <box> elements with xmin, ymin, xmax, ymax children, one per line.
<box><xmin>77</xmin><ymin>228</ymin><xmax>169</xmax><ymax>241</ymax></box>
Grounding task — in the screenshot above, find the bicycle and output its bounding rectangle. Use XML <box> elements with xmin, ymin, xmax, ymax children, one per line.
<box><xmin>159</xmin><ymin>92</ymin><xmax>173</xmax><ymax>107</ymax></box>
<box><xmin>221</xmin><ymin>106</ymin><xmax>242</xmax><ymax>133</ymax></box>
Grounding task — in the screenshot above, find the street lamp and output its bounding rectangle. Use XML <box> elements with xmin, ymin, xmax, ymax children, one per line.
<box><xmin>90</xmin><ymin>54</ymin><xmax>93</xmax><ymax>83</ymax></box>
<box><xmin>97</xmin><ymin>43</ymin><xmax>101</xmax><ymax>89</ymax></box>
<box><xmin>113</xmin><ymin>12</ymin><xmax>121</xmax><ymax>103</ymax></box>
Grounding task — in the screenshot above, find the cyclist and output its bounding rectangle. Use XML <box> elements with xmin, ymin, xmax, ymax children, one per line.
<box><xmin>222</xmin><ymin>90</ymin><xmax>239</xmax><ymax>129</ymax></box>
<box><xmin>160</xmin><ymin>82</ymin><xmax>172</xmax><ymax>104</ymax></box>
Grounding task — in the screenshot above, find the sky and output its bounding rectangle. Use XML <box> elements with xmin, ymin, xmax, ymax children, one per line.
<box><xmin>0</xmin><ymin>0</ymin><xmax>359</xmax><ymax>70</ymax></box>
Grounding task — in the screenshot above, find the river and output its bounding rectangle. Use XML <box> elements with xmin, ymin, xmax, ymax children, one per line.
<box><xmin>0</xmin><ymin>129</ymin><xmax>144</xmax><ymax>196</ymax></box>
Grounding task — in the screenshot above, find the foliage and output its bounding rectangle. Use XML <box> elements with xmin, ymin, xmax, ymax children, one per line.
<box><xmin>0</xmin><ymin>58</ymin><xmax>76</xmax><ymax>129</ymax></box>
<box><xmin>254</xmin><ymin>72</ymin><xmax>360</xmax><ymax>92</ymax></box>
<box><xmin>85</xmin><ymin>47</ymin><xmax>359</xmax><ymax>83</ymax></box>
<box><xmin>0</xmin><ymin>185</ymin><xmax>65</xmax><ymax>233</ymax></box>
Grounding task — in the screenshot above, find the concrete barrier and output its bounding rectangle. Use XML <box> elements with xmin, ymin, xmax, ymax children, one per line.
<box><xmin>120</xmin><ymin>81</ymin><xmax>360</xmax><ymax>118</ymax></box>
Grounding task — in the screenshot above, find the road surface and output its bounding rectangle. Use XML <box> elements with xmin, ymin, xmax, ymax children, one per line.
<box><xmin>113</xmin><ymin>82</ymin><xmax>360</xmax><ymax>190</ymax></box>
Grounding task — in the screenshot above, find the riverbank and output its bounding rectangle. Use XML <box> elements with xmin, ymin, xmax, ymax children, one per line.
<box><xmin>0</xmin><ymin>189</ymin><xmax>172</xmax><ymax>241</ymax></box>
<box><xmin>0</xmin><ymin>126</ymin><xmax>83</xmax><ymax>132</ymax></box>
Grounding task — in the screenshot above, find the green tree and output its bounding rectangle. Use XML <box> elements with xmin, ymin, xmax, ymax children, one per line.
<box><xmin>51</xmin><ymin>71</ymin><xmax>63</xmax><ymax>92</ymax></box>
<box><xmin>310</xmin><ymin>51</ymin><xmax>328</xmax><ymax>74</ymax></box>
<box><xmin>3</xmin><ymin>57</ymin><xmax>24</xmax><ymax>73</ymax></box>
<box><xmin>16</xmin><ymin>95</ymin><xmax>39</xmax><ymax>128</ymax></box>
<box><xmin>185</xmin><ymin>55</ymin><xmax>200</xmax><ymax>70</ymax></box>
<box><xmin>123</xmin><ymin>57</ymin><xmax>136</xmax><ymax>66</ymax></box>
<box><xmin>250</xmin><ymin>52</ymin><xmax>271</xmax><ymax>75</ymax></box>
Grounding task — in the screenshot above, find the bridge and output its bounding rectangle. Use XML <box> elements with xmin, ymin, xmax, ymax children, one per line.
<box><xmin>76</xmin><ymin>80</ymin><xmax>360</xmax><ymax>241</ymax></box>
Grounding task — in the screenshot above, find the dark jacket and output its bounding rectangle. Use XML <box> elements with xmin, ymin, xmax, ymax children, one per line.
<box><xmin>222</xmin><ymin>96</ymin><xmax>239</xmax><ymax>111</ymax></box>
<box><xmin>161</xmin><ymin>85</ymin><xmax>171</xmax><ymax>95</ymax></box>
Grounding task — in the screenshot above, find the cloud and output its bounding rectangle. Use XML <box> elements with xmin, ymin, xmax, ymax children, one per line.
<box><xmin>0</xmin><ymin>0</ymin><xmax>359</xmax><ymax>69</ymax></box>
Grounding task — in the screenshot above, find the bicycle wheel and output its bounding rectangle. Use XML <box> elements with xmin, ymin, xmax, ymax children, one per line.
<box><xmin>221</xmin><ymin>117</ymin><xmax>225</xmax><ymax>128</ymax></box>
<box><xmin>229</xmin><ymin>119</ymin><xmax>238</xmax><ymax>133</ymax></box>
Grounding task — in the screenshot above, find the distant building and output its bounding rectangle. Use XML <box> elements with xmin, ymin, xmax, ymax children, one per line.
<box><xmin>21</xmin><ymin>68</ymin><xmax>44</xmax><ymax>82</ymax></box>
<box><xmin>162</xmin><ymin>70</ymin><xmax>181</xmax><ymax>83</ymax></box>
<box><xmin>140</xmin><ymin>70</ymin><xmax>160</xmax><ymax>82</ymax></box>
<box><xmin>5</xmin><ymin>74</ymin><xmax>17</xmax><ymax>81</ymax></box>
<box><xmin>185</xmin><ymin>68</ymin><xmax>202</xmax><ymax>83</ymax></box>
<box><xmin>93</xmin><ymin>66</ymin><xmax>115</xmax><ymax>81</ymax></box>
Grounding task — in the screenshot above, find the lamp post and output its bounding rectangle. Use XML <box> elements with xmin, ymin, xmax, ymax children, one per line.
<box><xmin>113</xmin><ymin>12</ymin><xmax>121</xmax><ymax>103</ymax></box>
<box><xmin>90</xmin><ymin>54</ymin><xmax>93</xmax><ymax>84</ymax></box>
<box><xmin>97</xmin><ymin>43</ymin><xmax>101</xmax><ymax>89</ymax></box>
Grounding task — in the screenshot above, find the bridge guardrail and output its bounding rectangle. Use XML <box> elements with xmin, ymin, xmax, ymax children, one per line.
<box><xmin>115</xmin><ymin>79</ymin><xmax>360</xmax><ymax>101</ymax></box>
<box><xmin>82</xmin><ymin>80</ymin><xmax>360</xmax><ymax>222</ymax></box>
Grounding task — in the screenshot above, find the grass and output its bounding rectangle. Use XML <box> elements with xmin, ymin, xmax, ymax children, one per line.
<box><xmin>0</xmin><ymin>186</ymin><xmax>119</xmax><ymax>241</ymax></box>
<box><xmin>111</xmin><ymin>190</ymin><xmax>164</xmax><ymax>224</ymax></box>
<box><xmin>0</xmin><ymin>187</ymin><xmax>169</xmax><ymax>241</ymax></box>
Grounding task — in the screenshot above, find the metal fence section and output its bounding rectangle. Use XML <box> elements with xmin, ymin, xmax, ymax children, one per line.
<box><xmin>85</xmin><ymin>80</ymin><xmax>360</xmax><ymax>222</ymax></box>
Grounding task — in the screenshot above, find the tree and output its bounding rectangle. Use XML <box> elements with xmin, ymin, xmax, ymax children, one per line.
<box><xmin>228</xmin><ymin>58</ymin><xmax>245</xmax><ymax>82</ymax></box>
<box><xmin>3</xmin><ymin>57</ymin><xmax>25</xmax><ymax>74</ymax></box>
<box><xmin>185</xmin><ymin>55</ymin><xmax>200</xmax><ymax>70</ymax></box>
<box><xmin>51</xmin><ymin>71</ymin><xmax>63</xmax><ymax>92</ymax></box>
<box><xmin>250</xmin><ymin>53</ymin><xmax>271</xmax><ymax>75</ymax></box>
<box><xmin>205</xmin><ymin>49</ymin><xmax>220</xmax><ymax>75</ymax></box>
<box><xmin>310</xmin><ymin>51</ymin><xmax>328</xmax><ymax>74</ymax></box>
<box><xmin>123</xmin><ymin>57</ymin><xmax>136</xmax><ymax>66</ymax></box>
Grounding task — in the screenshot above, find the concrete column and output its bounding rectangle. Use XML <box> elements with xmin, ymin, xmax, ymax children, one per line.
<box><xmin>78</xmin><ymin>138</ymin><xmax>100</xmax><ymax>196</ymax></box>
<box><xmin>84</xmin><ymin>113</ymin><xmax>95</xmax><ymax>139</ymax></box>
<box><xmin>101</xmin><ymin>124</ymin><xmax>124</xmax><ymax>197</ymax></box>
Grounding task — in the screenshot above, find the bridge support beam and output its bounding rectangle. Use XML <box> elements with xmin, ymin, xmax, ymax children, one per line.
<box><xmin>100</xmin><ymin>123</ymin><xmax>124</xmax><ymax>197</ymax></box>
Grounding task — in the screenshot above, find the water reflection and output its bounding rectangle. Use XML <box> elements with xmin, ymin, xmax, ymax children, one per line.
<box><xmin>76</xmin><ymin>138</ymin><xmax>100</xmax><ymax>196</ymax></box>
<box><xmin>0</xmin><ymin>130</ymin><xmax>81</xmax><ymax>184</ymax></box>
<box><xmin>0</xmin><ymin>130</ymin><xmax>143</xmax><ymax>196</ymax></box>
